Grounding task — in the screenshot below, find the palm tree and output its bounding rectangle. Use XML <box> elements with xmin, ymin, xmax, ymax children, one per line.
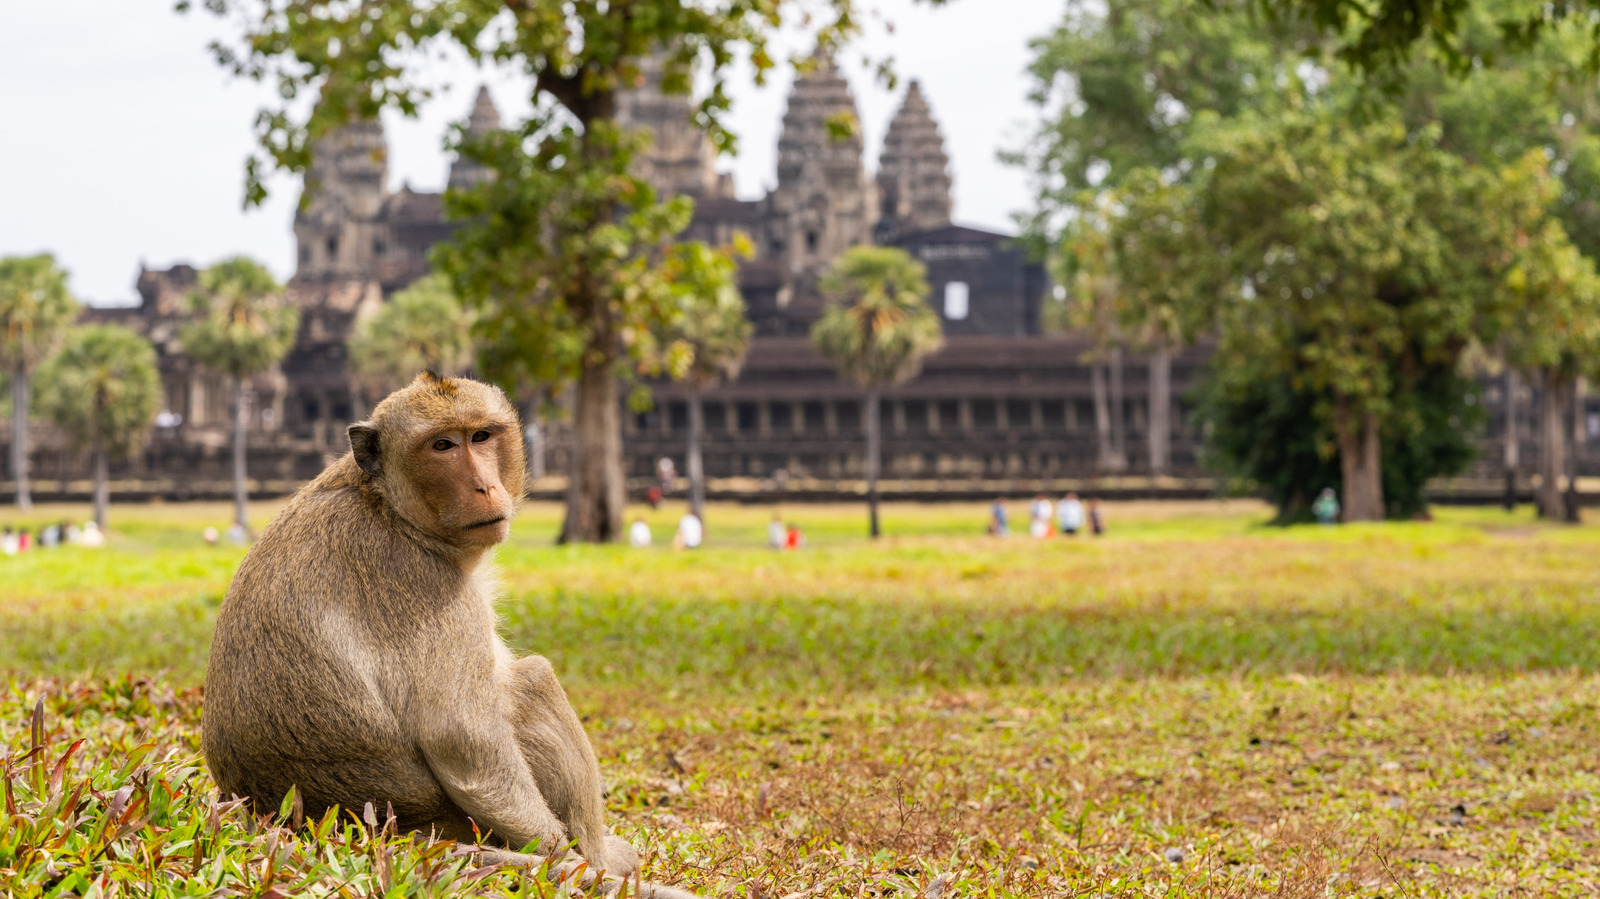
<box><xmin>34</xmin><ymin>326</ymin><xmax>162</xmax><ymax>529</ymax></box>
<box><xmin>811</xmin><ymin>246</ymin><xmax>943</xmax><ymax>538</ymax></box>
<box><xmin>669</xmin><ymin>261</ymin><xmax>752</xmax><ymax>520</ymax></box>
<box><xmin>348</xmin><ymin>273</ymin><xmax>476</xmax><ymax>407</ymax></box>
<box><xmin>180</xmin><ymin>258</ymin><xmax>300</xmax><ymax>536</ymax></box>
<box><xmin>0</xmin><ymin>254</ymin><xmax>78</xmax><ymax>510</ymax></box>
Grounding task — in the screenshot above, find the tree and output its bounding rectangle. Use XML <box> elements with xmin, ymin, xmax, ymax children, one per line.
<box><xmin>34</xmin><ymin>326</ymin><xmax>162</xmax><ymax>529</ymax></box>
<box><xmin>651</xmin><ymin>241</ymin><xmax>751</xmax><ymax>521</ymax></box>
<box><xmin>1191</xmin><ymin>111</ymin><xmax>1516</xmax><ymax>520</ymax></box>
<box><xmin>1046</xmin><ymin>206</ymin><xmax>1127</xmax><ymax>471</ymax></box>
<box><xmin>1490</xmin><ymin>160</ymin><xmax>1600</xmax><ymax>520</ymax></box>
<box><xmin>188</xmin><ymin>0</ymin><xmax>941</xmax><ymax>542</ymax></box>
<box><xmin>0</xmin><ymin>254</ymin><xmax>78</xmax><ymax>510</ymax></box>
<box><xmin>811</xmin><ymin>246</ymin><xmax>942</xmax><ymax>537</ymax></box>
<box><xmin>348</xmin><ymin>273</ymin><xmax>476</xmax><ymax>404</ymax></box>
<box><xmin>1012</xmin><ymin>0</ymin><xmax>1312</xmax><ymax>475</ymax></box>
<box><xmin>1103</xmin><ymin>171</ymin><xmax>1220</xmax><ymax>476</ymax></box>
<box><xmin>180</xmin><ymin>257</ymin><xmax>300</xmax><ymax>535</ymax></box>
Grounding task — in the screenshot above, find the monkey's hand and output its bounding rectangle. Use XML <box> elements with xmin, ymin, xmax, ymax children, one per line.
<box><xmin>601</xmin><ymin>832</ymin><xmax>640</xmax><ymax>879</ymax></box>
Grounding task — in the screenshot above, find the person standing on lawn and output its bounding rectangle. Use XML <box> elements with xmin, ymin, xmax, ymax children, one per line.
<box><xmin>1058</xmin><ymin>492</ymin><xmax>1085</xmax><ymax>536</ymax></box>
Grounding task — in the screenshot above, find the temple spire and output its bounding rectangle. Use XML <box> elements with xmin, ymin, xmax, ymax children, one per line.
<box><xmin>448</xmin><ymin>85</ymin><xmax>502</xmax><ymax>190</ymax></box>
<box><xmin>875</xmin><ymin>79</ymin><xmax>953</xmax><ymax>242</ymax></box>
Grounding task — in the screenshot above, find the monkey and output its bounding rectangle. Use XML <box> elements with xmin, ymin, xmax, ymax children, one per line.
<box><xmin>201</xmin><ymin>372</ymin><xmax>695</xmax><ymax>897</ymax></box>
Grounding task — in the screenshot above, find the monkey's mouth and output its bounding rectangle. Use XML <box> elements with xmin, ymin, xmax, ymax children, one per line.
<box><xmin>463</xmin><ymin>516</ymin><xmax>508</xmax><ymax>530</ymax></box>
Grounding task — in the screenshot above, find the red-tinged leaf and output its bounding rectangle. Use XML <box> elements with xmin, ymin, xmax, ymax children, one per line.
<box><xmin>48</xmin><ymin>740</ymin><xmax>86</xmax><ymax>795</ymax></box>
<box><xmin>107</xmin><ymin>784</ymin><xmax>135</xmax><ymax>822</ymax></box>
<box><xmin>462</xmin><ymin>863</ymin><xmax>505</xmax><ymax>879</ymax></box>
<box><xmin>31</xmin><ymin>696</ymin><xmax>44</xmax><ymax>750</ymax></box>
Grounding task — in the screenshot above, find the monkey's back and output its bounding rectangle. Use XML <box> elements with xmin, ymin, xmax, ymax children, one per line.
<box><xmin>201</xmin><ymin>458</ymin><xmax>477</xmax><ymax>829</ymax></box>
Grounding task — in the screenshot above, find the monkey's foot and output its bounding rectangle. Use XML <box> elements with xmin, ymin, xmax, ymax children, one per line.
<box><xmin>469</xmin><ymin>848</ymin><xmax>702</xmax><ymax>899</ymax></box>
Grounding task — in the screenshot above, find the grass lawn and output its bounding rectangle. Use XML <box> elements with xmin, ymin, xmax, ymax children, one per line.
<box><xmin>2</xmin><ymin>499</ymin><xmax>1598</xmax><ymax>896</ymax></box>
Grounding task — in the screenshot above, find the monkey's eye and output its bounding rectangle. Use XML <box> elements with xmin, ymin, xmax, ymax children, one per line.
<box><xmin>432</xmin><ymin>438</ymin><xmax>456</xmax><ymax>452</ymax></box>
<box><xmin>471</xmin><ymin>430</ymin><xmax>492</xmax><ymax>443</ymax></box>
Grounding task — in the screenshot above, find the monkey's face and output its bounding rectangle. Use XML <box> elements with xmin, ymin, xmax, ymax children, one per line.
<box><xmin>350</xmin><ymin>374</ymin><xmax>526</xmax><ymax>553</ymax></box>
<box><xmin>404</xmin><ymin>424</ymin><xmax>517</xmax><ymax>547</ymax></box>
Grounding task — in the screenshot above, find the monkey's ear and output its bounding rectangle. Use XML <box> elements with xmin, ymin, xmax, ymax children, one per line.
<box><xmin>348</xmin><ymin>423</ymin><xmax>382</xmax><ymax>480</ymax></box>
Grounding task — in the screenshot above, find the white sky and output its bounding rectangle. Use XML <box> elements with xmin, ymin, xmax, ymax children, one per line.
<box><xmin>0</xmin><ymin>1</ymin><xmax>1064</xmax><ymax>305</ymax></box>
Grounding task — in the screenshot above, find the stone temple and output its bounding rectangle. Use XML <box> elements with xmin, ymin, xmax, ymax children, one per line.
<box><xmin>68</xmin><ymin>61</ymin><xmax>1225</xmax><ymax>496</ymax></box>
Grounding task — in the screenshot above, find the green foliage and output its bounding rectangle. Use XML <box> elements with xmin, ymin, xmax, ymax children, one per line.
<box><xmin>1198</xmin><ymin>352</ymin><xmax>1483</xmax><ymax>522</ymax></box>
<box><xmin>1006</xmin><ymin>0</ymin><xmax>1317</xmax><ymax>255</ymax></box>
<box><xmin>347</xmin><ymin>273</ymin><xmax>476</xmax><ymax>396</ymax></box>
<box><xmin>436</xmin><ymin>122</ymin><xmax>727</xmax><ymax>398</ymax></box>
<box><xmin>651</xmin><ymin>239</ymin><xmax>753</xmax><ymax>391</ymax></box>
<box><xmin>811</xmin><ymin>246</ymin><xmax>943</xmax><ymax>388</ymax></box>
<box><xmin>0</xmin><ymin>253</ymin><xmax>78</xmax><ymax>371</ymax></box>
<box><xmin>179</xmin><ymin>257</ymin><xmax>299</xmax><ymax>381</ymax></box>
<box><xmin>34</xmin><ymin>326</ymin><xmax>162</xmax><ymax>457</ymax></box>
<box><xmin>182</xmin><ymin>0</ymin><xmax>933</xmax><ymax>205</ymax></box>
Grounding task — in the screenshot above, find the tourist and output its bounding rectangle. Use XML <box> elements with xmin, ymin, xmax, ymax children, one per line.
<box><xmin>989</xmin><ymin>498</ymin><xmax>1010</xmax><ymax>537</ymax></box>
<box><xmin>657</xmin><ymin>457</ymin><xmax>677</xmax><ymax>493</ymax></box>
<box><xmin>785</xmin><ymin>524</ymin><xmax>805</xmax><ymax>550</ymax></box>
<box><xmin>62</xmin><ymin>521</ymin><xmax>81</xmax><ymax>545</ymax></box>
<box><xmin>1</xmin><ymin>527</ymin><xmax>16</xmax><ymax>556</ymax></box>
<box><xmin>676</xmin><ymin>511</ymin><xmax>703</xmax><ymax>549</ymax></box>
<box><xmin>1029</xmin><ymin>494</ymin><xmax>1054</xmax><ymax>539</ymax></box>
<box><xmin>645</xmin><ymin>485</ymin><xmax>663</xmax><ymax>509</ymax></box>
<box><xmin>1088</xmin><ymin>499</ymin><xmax>1106</xmax><ymax>536</ymax></box>
<box><xmin>1058</xmin><ymin>492</ymin><xmax>1085</xmax><ymax>536</ymax></box>
<box><xmin>768</xmin><ymin>513</ymin><xmax>787</xmax><ymax>549</ymax></box>
<box><xmin>1312</xmin><ymin>488</ymin><xmax>1340</xmax><ymax>525</ymax></box>
<box><xmin>628</xmin><ymin>518</ymin><xmax>652</xmax><ymax>548</ymax></box>
<box><xmin>40</xmin><ymin>522</ymin><xmax>61</xmax><ymax>549</ymax></box>
<box><xmin>17</xmin><ymin>529</ymin><xmax>31</xmax><ymax>552</ymax></box>
<box><xmin>225</xmin><ymin>522</ymin><xmax>249</xmax><ymax>546</ymax></box>
<box><xmin>203</xmin><ymin>527</ymin><xmax>220</xmax><ymax>546</ymax></box>
<box><xmin>80</xmin><ymin>521</ymin><xmax>106</xmax><ymax>547</ymax></box>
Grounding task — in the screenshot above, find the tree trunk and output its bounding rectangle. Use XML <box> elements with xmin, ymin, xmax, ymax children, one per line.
<box><xmin>1336</xmin><ymin>405</ymin><xmax>1384</xmax><ymax>522</ymax></box>
<box><xmin>1092</xmin><ymin>359</ymin><xmax>1114</xmax><ymax>470</ymax></box>
<box><xmin>527</xmin><ymin>416</ymin><xmax>546</xmax><ymax>481</ymax></box>
<box><xmin>93</xmin><ymin>443</ymin><xmax>109</xmax><ymax>530</ymax></box>
<box><xmin>232</xmin><ymin>378</ymin><xmax>249</xmax><ymax>533</ymax></box>
<box><xmin>1538</xmin><ymin>369</ymin><xmax>1568</xmax><ymax>520</ymax></box>
<box><xmin>1147</xmin><ymin>342</ymin><xmax>1171</xmax><ymax>477</ymax></box>
<box><xmin>1567</xmin><ymin>379</ymin><xmax>1585</xmax><ymax>523</ymax></box>
<box><xmin>561</xmin><ymin>357</ymin><xmax>625</xmax><ymax>543</ymax></box>
<box><xmin>1108</xmin><ymin>344</ymin><xmax>1127</xmax><ymax>471</ymax></box>
<box><xmin>687</xmin><ymin>391</ymin><xmax>706</xmax><ymax>519</ymax></box>
<box><xmin>1502</xmin><ymin>368</ymin><xmax>1519</xmax><ymax>511</ymax></box>
<box><xmin>865</xmin><ymin>386</ymin><xmax>881</xmax><ymax>538</ymax></box>
<box><xmin>10</xmin><ymin>363</ymin><xmax>30</xmax><ymax>510</ymax></box>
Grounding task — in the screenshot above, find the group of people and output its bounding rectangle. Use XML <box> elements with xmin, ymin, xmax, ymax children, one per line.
<box><xmin>990</xmin><ymin>493</ymin><xmax>1104</xmax><ymax>538</ymax></box>
<box><xmin>1</xmin><ymin>520</ymin><xmax>104</xmax><ymax>555</ymax></box>
<box><xmin>629</xmin><ymin>510</ymin><xmax>703</xmax><ymax>550</ymax></box>
<box><xmin>768</xmin><ymin>513</ymin><xmax>804</xmax><ymax>550</ymax></box>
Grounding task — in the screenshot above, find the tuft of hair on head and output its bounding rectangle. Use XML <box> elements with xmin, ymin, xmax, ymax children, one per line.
<box><xmin>412</xmin><ymin>369</ymin><xmax>458</xmax><ymax>397</ymax></box>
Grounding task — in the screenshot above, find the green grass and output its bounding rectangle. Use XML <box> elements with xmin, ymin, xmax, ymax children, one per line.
<box><xmin>3</xmin><ymin>499</ymin><xmax>1599</xmax><ymax>896</ymax></box>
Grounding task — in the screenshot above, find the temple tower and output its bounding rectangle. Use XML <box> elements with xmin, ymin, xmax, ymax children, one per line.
<box><xmin>875</xmin><ymin>80</ymin><xmax>953</xmax><ymax>243</ymax></box>
<box><xmin>615</xmin><ymin>53</ymin><xmax>730</xmax><ymax>199</ymax></box>
<box><xmin>447</xmin><ymin>86</ymin><xmax>503</xmax><ymax>191</ymax></box>
<box><xmin>766</xmin><ymin>51</ymin><xmax>876</xmax><ymax>280</ymax></box>
<box><xmin>293</xmin><ymin>120</ymin><xmax>389</xmax><ymax>279</ymax></box>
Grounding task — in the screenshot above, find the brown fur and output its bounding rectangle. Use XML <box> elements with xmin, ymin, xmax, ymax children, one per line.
<box><xmin>202</xmin><ymin>373</ymin><xmax>686</xmax><ymax>893</ymax></box>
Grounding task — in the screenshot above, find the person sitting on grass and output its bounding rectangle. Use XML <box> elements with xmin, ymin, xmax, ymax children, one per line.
<box><xmin>1029</xmin><ymin>494</ymin><xmax>1054</xmax><ymax>539</ymax></box>
<box><xmin>1312</xmin><ymin>488</ymin><xmax>1341</xmax><ymax>525</ymax></box>
<box><xmin>675</xmin><ymin>511</ymin><xmax>703</xmax><ymax>550</ymax></box>
<box><xmin>768</xmin><ymin>512</ymin><xmax>786</xmax><ymax>549</ymax></box>
<box><xmin>629</xmin><ymin>517</ymin><xmax>652</xmax><ymax>548</ymax></box>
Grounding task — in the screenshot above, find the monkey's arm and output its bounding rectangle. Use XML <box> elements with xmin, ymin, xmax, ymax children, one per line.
<box><xmin>415</xmin><ymin>714</ymin><xmax>569</xmax><ymax>853</ymax></box>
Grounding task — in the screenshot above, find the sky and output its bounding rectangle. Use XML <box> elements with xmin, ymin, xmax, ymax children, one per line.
<box><xmin>0</xmin><ymin>1</ymin><xmax>1065</xmax><ymax>306</ymax></box>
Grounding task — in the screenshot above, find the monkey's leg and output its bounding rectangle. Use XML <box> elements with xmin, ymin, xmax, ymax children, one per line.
<box><xmin>503</xmin><ymin>655</ymin><xmax>630</xmax><ymax>874</ymax></box>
